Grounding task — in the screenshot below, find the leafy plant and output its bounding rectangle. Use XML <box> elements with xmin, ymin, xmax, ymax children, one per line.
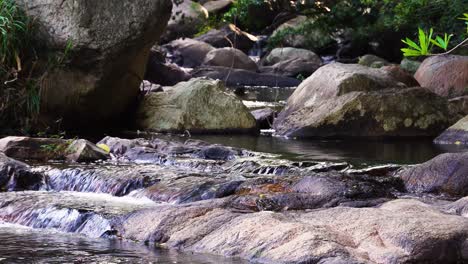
<box><xmin>460</xmin><ymin>13</ymin><xmax>468</xmax><ymax>33</ymax></box>
<box><xmin>430</xmin><ymin>33</ymin><xmax>453</xmax><ymax>51</ymax></box>
<box><xmin>401</xmin><ymin>28</ymin><xmax>434</xmax><ymax>57</ymax></box>
<box><xmin>0</xmin><ymin>0</ymin><xmax>29</xmax><ymax>70</ymax></box>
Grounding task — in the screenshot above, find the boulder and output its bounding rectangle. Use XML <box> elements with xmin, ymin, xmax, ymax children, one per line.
<box><xmin>121</xmin><ymin>198</ymin><xmax>468</xmax><ymax>263</ymax></box>
<box><xmin>140</xmin><ymin>81</ymin><xmax>164</xmax><ymax>93</ymax></box>
<box><xmin>263</xmin><ymin>47</ymin><xmax>322</xmax><ymax>66</ymax></box>
<box><xmin>358</xmin><ymin>54</ymin><xmax>389</xmax><ymax>68</ymax></box>
<box><xmin>398</xmin><ymin>152</ymin><xmax>468</xmax><ymax>196</ymax></box>
<box><xmin>0</xmin><ymin>153</ymin><xmax>43</xmax><ymax>191</ymax></box>
<box><xmin>164</xmin><ymin>38</ymin><xmax>215</xmax><ymax>68</ymax></box>
<box><xmin>259</xmin><ymin>58</ymin><xmax>321</xmax><ymax>78</ymax></box>
<box><xmin>195</xmin><ymin>24</ymin><xmax>257</xmax><ymax>53</ymax></box>
<box><xmin>251</xmin><ymin>108</ymin><xmax>276</xmax><ymax>129</ymax></box>
<box><xmin>15</xmin><ymin>0</ymin><xmax>172</xmax><ymax>129</ymax></box>
<box><xmin>203</xmin><ymin>0</ymin><xmax>233</xmax><ymax>14</ymax></box>
<box><xmin>0</xmin><ymin>136</ymin><xmax>70</xmax><ymax>161</ymax></box>
<box><xmin>0</xmin><ymin>136</ymin><xmax>109</xmax><ymax>162</ymax></box>
<box><xmin>400</xmin><ymin>58</ymin><xmax>421</xmax><ymax>74</ymax></box>
<box><xmin>136</xmin><ymin>78</ymin><xmax>258</xmax><ymax>133</ymax></box>
<box><xmin>65</xmin><ymin>139</ymin><xmax>110</xmax><ymax>163</ymax></box>
<box><xmin>161</xmin><ymin>0</ymin><xmax>208</xmax><ymax>42</ymax></box>
<box><xmin>274</xmin><ymin>63</ymin><xmax>449</xmax><ymax>138</ymax></box>
<box><xmin>434</xmin><ymin>115</ymin><xmax>468</xmax><ymax>145</ymax></box>
<box><xmin>191</xmin><ymin>66</ymin><xmax>301</xmax><ymax>87</ymax></box>
<box><xmin>270</xmin><ymin>16</ymin><xmax>334</xmax><ymax>52</ymax></box>
<box><xmin>203</xmin><ymin>47</ymin><xmax>258</xmax><ymax>71</ymax></box>
<box><xmin>144</xmin><ymin>47</ymin><xmax>191</xmax><ymax>86</ymax></box>
<box><xmin>448</xmin><ymin>96</ymin><xmax>468</xmax><ymax>120</ymax></box>
<box><xmin>415</xmin><ymin>55</ymin><xmax>468</xmax><ymax>98</ymax></box>
<box><xmin>381</xmin><ymin>65</ymin><xmax>420</xmax><ymax>87</ymax></box>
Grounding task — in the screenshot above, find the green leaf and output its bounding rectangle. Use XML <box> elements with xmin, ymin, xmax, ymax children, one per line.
<box><xmin>402</xmin><ymin>38</ymin><xmax>422</xmax><ymax>51</ymax></box>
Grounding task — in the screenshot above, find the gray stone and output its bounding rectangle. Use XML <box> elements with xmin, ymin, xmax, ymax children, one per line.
<box><xmin>203</xmin><ymin>48</ymin><xmax>258</xmax><ymax>71</ymax></box>
<box><xmin>398</xmin><ymin>152</ymin><xmax>468</xmax><ymax>196</ymax></box>
<box><xmin>435</xmin><ymin>115</ymin><xmax>468</xmax><ymax>145</ymax></box>
<box><xmin>15</xmin><ymin>0</ymin><xmax>172</xmax><ymax>129</ymax></box>
<box><xmin>136</xmin><ymin>78</ymin><xmax>258</xmax><ymax>133</ymax></box>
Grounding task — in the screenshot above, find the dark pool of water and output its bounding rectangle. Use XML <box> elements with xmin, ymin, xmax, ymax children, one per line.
<box><xmin>0</xmin><ymin>224</ymin><xmax>246</xmax><ymax>264</ymax></box>
<box><xmin>184</xmin><ymin>135</ymin><xmax>468</xmax><ymax>166</ymax></box>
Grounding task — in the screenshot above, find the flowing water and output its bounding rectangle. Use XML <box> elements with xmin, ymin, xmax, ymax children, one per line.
<box><xmin>1</xmin><ymin>132</ymin><xmax>467</xmax><ymax>263</ymax></box>
<box><xmin>0</xmin><ymin>223</ymin><xmax>246</xmax><ymax>264</ymax></box>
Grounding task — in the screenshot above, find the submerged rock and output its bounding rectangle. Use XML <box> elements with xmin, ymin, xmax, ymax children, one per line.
<box><xmin>136</xmin><ymin>78</ymin><xmax>258</xmax><ymax>134</ymax></box>
<box><xmin>398</xmin><ymin>152</ymin><xmax>468</xmax><ymax>196</ymax></box>
<box><xmin>415</xmin><ymin>55</ymin><xmax>468</xmax><ymax>98</ymax></box>
<box><xmin>435</xmin><ymin>115</ymin><xmax>468</xmax><ymax>145</ymax></box>
<box><xmin>16</xmin><ymin>0</ymin><xmax>172</xmax><ymax>129</ymax></box>
<box><xmin>274</xmin><ymin>63</ymin><xmax>449</xmax><ymax>138</ymax></box>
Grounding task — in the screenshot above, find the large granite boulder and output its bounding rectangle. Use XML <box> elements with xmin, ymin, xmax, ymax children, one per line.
<box><xmin>398</xmin><ymin>152</ymin><xmax>468</xmax><ymax>196</ymax></box>
<box><xmin>274</xmin><ymin>63</ymin><xmax>449</xmax><ymax>138</ymax></box>
<box><xmin>136</xmin><ymin>78</ymin><xmax>258</xmax><ymax>133</ymax></box>
<box><xmin>161</xmin><ymin>0</ymin><xmax>208</xmax><ymax>42</ymax></box>
<box><xmin>121</xmin><ymin>198</ymin><xmax>468</xmax><ymax>263</ymax></box>
<box><xmin>15</xmin><ymin>0</ymin><xmax>172</xmax><ymax>129</ymax></box>
<box><xmin>435</xmin><ymin>115</ymin><xmax>468</xmax><ymax>145</ymax></box>
<box><xmin>203</xmin><ymin>47</ymin><xmax>258</xmax><ymax>71</ymax></box>
<box><xmin>164</xmin><ymin>38</ymin><xmax>215</xmax><ymax>68</ymax></box>
<box><xmin>415</xmin><ymin>55</ymin><xmax>468</xmax><ymax>98</ymax></box>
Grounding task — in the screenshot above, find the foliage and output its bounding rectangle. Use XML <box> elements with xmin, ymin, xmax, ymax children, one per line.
<box><xmin>401</xmin><ymin>28</ymin><xmax>434</xmax><ymax>57</ymax></box>
<box><xmin>222</xmin><ymin>0</ymin><xmax>267</xmax><ymax>32</ymax></box>
<box><xmin>267</xmin><ymin>0</ymin><xmax>467</xmax><ymax>59</ymax></box>
<box><xmin>0</xmin><ymin>0</ymin><xmax>29</xmax><ymax>69</ymax></box>
<box><xmin>0</xmin><ymin>0</ymin><xmax>74</xmax><ymax>134</ymax></box>
<box><xmin>460</xmin><ymin>13</ymin><xmax>468</xmax><ymax>33</ymax></box>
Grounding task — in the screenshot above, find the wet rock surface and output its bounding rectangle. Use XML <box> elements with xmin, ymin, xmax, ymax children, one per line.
<box><xmin>1</xmin><ymin>134</ymin><xmax>468</xmax><ymax>263</ymax></box>
<box><xmin>398</xmin><ymin>152</ymin><xmax>468</xmax><ymax>196</ymax></box>
<box><xmin>435</xmin><ymin>115</ymin><xmax>468</xmax><ymax>145</ymax></box>
<box><xmin>0</xmin><ymin>153</ymin><xmax>43</xmax><ymax>191</ymax></box>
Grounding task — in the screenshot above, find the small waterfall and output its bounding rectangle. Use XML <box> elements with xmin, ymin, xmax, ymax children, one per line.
<box><xmin>0</xmin><ymin>191</ymin><xmax>157</xmax><ymax>238</ymax></box>
<box><xmin>43</xmin><ymin>166</ymin><xmax>156</xmax><ymax>196</ymax></box>
<box><xmin>0</xmin><ymin>206</ymin><xmax>110</xmax><ymax>238</ymax></box>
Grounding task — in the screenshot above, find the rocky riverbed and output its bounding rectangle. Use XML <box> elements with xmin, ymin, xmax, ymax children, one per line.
<box><xmin>1</xmin><ymin>135</ymin><xmax>468</xmax><ymax>263</ymax></box>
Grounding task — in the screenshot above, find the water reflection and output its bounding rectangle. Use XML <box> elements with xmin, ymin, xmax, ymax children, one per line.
<box><xmin>0</xmin><ymin>223</ymin><xmax>246</xmax><ymax>264</ymax></box>
<box><xmin>187</xmin><ymin>135</ymin><xmax>468</xmax><ymax>166</ymax></box>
